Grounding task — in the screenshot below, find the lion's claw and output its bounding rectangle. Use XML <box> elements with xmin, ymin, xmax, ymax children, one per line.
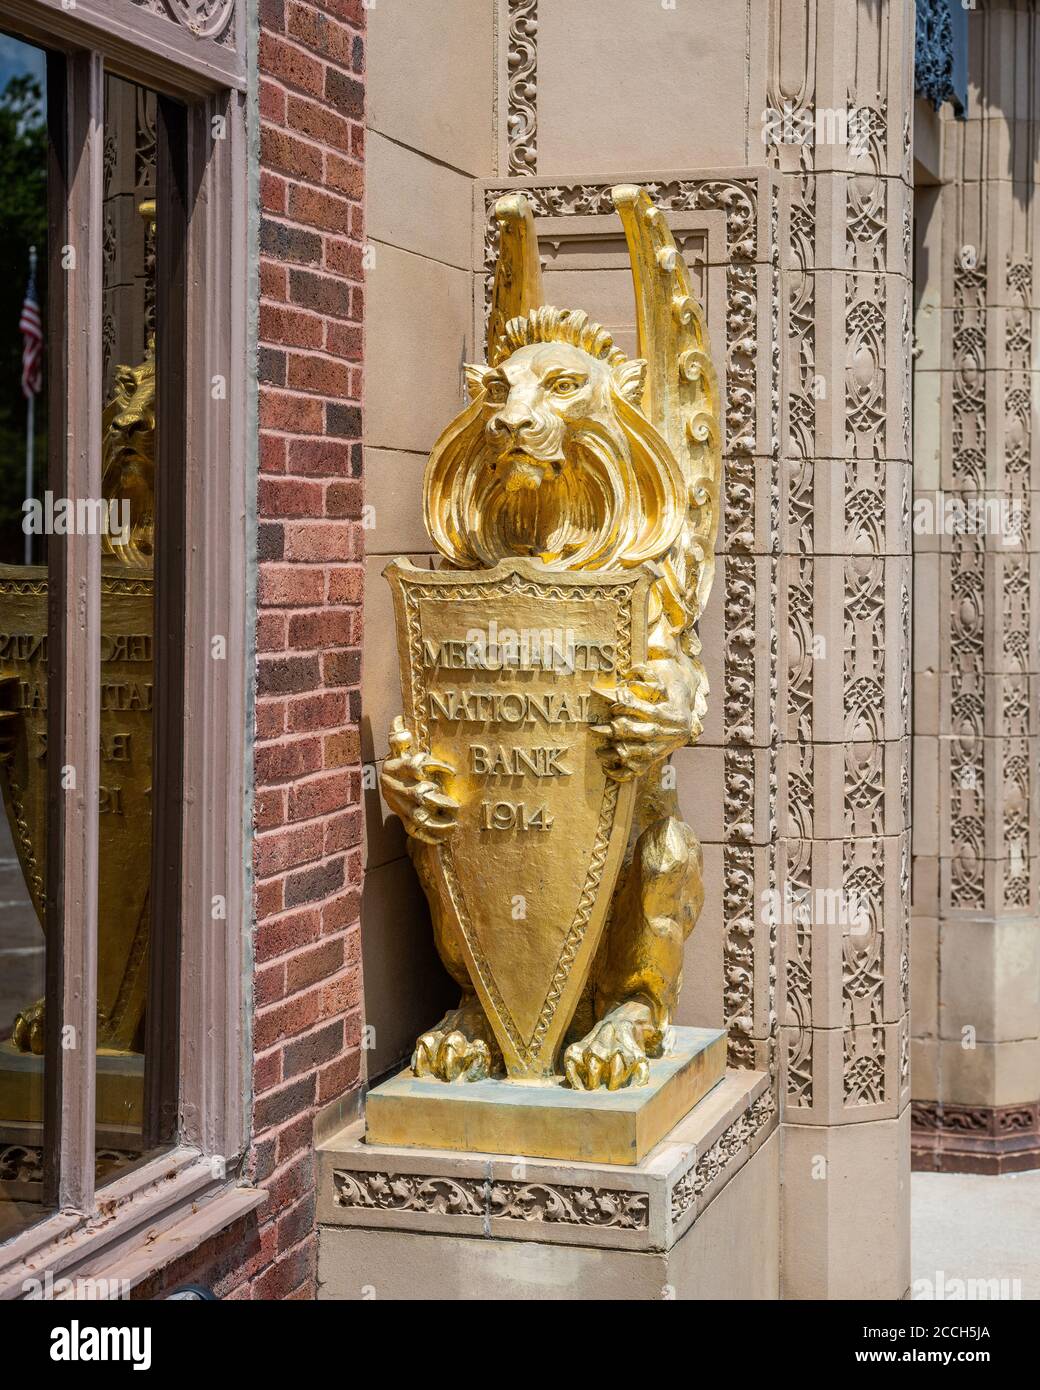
<box><xmin>381</xmin><ymin>716</ymin><xmax>459</xmax><ymax>844</ymax></box>
<box><xmin>413</xmin><ymin>1028</ymin><xmax>493</xmax><ymax>1082</ymax></box>
<box><xmin>11</xmin><ymin>998</ymin><xmax>45</xmax><ymax>1056</ymax></box>
<box><xmin>564</xmin><ymin>1008</ymin><xmax>655</xmax><ymax>1091</ymax></box>
<box><xmin>411</xmin><ymin>997</ymin><xmax>502</xmax><ymax>1083</ymax></box>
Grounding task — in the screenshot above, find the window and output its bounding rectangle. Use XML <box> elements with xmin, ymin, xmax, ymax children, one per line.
<box><xmin>0</xmin><ymin>3</ymin><xmax>252</xmax><ymax>1290</ymax></box>
<box><xmin>0</xmin><ymin>29</ymin><xmax>50</xmax><ymax>1242</ymax></box>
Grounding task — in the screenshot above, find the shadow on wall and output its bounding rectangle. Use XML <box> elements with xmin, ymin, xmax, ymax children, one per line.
<box><xmin>361</xmin><ymin>710</ymin><xmax>456</xmax><ymax>1083</ymax></box>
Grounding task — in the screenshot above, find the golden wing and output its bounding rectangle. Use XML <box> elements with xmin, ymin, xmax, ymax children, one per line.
<box><xmin>612</xmin><ymin>185</ymin><xmax>722</xmax><ymax>625</ymax></box>
<box><xmin>486</xmin><ymin>192</ymin><xmax>544</xmax><ymax>362</ymax></box>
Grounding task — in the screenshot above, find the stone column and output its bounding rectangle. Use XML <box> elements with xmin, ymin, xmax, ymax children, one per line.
<box><xmin>765</xmin><ymin>0</ymin><xmax>915</xmax><ymax>1298</ymax></box>
<box><xmin>911</xmin><ymin>0</ymin><xmax>1040</xmax><ymax>1174</ymax></box>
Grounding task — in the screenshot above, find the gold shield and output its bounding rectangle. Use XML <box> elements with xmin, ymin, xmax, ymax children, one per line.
<box><xmin>387</xmin><ymin>557</ymin><xmax>650</xmax><ymax>1080</ymax></box>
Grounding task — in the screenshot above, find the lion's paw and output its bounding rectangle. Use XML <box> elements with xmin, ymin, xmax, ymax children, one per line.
<box><xmin>564</xmin><ymin>1008</ymin><xmax>656</xmax><ymax>1091</ymax></box>
<box><xmin>413</xmin><ymin>1029</ymin><xmax>493</xmax><ymax>1083</ymax></box>
<box><xmin>411</xmin><ymin>999</ymin><xmax>501</xmax><ymax>1083</ymax></box>
<box><xmin>11</xmin><ymin>998</ymin><xmax>45</xmax><ymax>1056</ymax></box>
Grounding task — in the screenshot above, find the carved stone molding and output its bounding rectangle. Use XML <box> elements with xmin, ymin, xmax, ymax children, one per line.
<box><xmin>130</xmin><ymin>0</ymin><xmax>236</xmax><ymax>44</ymax></box>
<box><xmin>1000</xmin><ymin>253</ymin><xmax>1034</xmax><ymax>912</ymax></box>
<box><xmin>333</xmin><ymin>1169</ymin><xmax>650</xmax><ymax>1231</ymax></box>
<box><xmin>332</xmin><ymin>1084</ymin><xmax>776</xmax><ymax>1239</ymax></box>
<box><xmin>770</xmin><ymin>5</ymin><xmax>915</xmax><ymax>1136</ymax></box>
<box><xmin>784</xmin><ymin>839</ymin><xmax>812</xmax><ymax>1106</ymax></box>
<box><xmin>948</xmin><ymin>255</ymin><xmax>987</xmax><ymax>912</ymax></box>
<box><xmin>766</xmin><ymin>0</ymin><xmax>816</xmax><ymax>176</ymax></box>
<box><xmin>505</xmin><ymin>0</ymin><xmax>537</xmax><ymax>175</ymax></box>
<box><xmin>670</xmin><ymin>1087</ymin><xmax>776</xmax><ymax>1221</ymax></box>
<box><xmin>912</xmin><ymin>1101</ymin><xmax>1040</xmax><ymax>1175</ymax></box>
<box><xmin>323</xmin><ymin>1073</ymin><xmax>776</xmax><ymax>1255</ymax></box>
<box><xmin>909</xmin><ymin>3</ymin><xmax>1039</xmax><ymax>1166</ymax></box>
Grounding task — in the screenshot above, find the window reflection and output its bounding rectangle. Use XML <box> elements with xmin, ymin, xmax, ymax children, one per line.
<box><xmin>95</xmin><ymin>73</ymin><xmax>159</xmax><ymax>1180</ymax></box>
<box><xmin>0</xmin><ymin>29</ymin><xmax>50</xmax><ymax>1242</ymax></box>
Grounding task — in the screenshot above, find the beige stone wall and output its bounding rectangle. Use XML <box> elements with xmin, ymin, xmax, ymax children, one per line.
<box><xmin>361</xmin><ymin>0</ymin><xmax>495</xmax><ymax>1077</ymax></box>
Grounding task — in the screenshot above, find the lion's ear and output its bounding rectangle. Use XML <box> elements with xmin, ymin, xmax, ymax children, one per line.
<box><xmin>464</xmin><ymin>363</ymin><xmax>489</xmax><ymax>404</ymax></box>
<box><xmin>613</xmin><ymin>357</ymin><xmax>648</xmax><ymax>407</ymax></box>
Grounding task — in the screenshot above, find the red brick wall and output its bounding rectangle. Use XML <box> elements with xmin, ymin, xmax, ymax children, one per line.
<box><xmin>139</xmin><ymin>0</ymin><xmax>366</xmax><ymax>1302</ymax></box>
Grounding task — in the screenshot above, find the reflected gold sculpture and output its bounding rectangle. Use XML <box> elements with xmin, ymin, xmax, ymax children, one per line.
<box><xmin>0</xmin><ymin>201</ymin><xmax>156</xmax><ymax>1085</ymax></box>
<box><xmin>377</xmin><ymin>185</ymin><xmax>723</xmax><ymax>1141</ymax></box>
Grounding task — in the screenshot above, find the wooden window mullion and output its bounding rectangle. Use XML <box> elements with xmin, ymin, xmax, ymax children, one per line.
<box><xmin>143</xmin><ymin>94</ymin><xmax>189</xmax><ymax>1151</ymax></box>
<box><xmin>43</xmin><ymin>47</ymin><xmax>104</xmax><ymax>1215</ymax></box>
<box><xmin>177</xmin><ymin>91</ymin><xmax>248</xmax><ymax>1163</ymax></box>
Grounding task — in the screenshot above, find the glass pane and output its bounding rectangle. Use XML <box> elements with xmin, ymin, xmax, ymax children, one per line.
<box><xmin>95</xmin><ymin>73</ymin><xmax>160</xmax><ymax>1180</ymax></box>
<box><xmin>0</xmin><ymin>30</ymin><xmax>53</xmax><ymax>1241</ymax></box>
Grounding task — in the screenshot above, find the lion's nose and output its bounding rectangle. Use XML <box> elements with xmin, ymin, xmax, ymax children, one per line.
<box><xmin>115</xmin><ymin>415</ymin><xmax>149</xmax><ymax>441</ymax></box>
<box><xmin>488</xmin><ymin>408</ymin><xmax>535</xmax><ymax>440</ymax></box>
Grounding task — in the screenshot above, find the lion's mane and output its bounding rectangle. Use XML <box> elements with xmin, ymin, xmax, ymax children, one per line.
<box><xmin>424</xmin><ymin>308</ymin><xmax>688</xmax><ymax>572</ymax></box>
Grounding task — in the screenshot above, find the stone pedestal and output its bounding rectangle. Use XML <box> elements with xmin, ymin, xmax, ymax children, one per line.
<box><xmin>317</xmin><ymin>1068</ymin><xmax>777</xmax><ymax>1300</ymax></box>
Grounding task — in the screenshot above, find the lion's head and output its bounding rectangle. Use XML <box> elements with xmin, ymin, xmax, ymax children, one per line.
<box><xmin>424</xmin><ymin>306</ymin><xmax>687</xmax><ymax>571</ymax></box>
<box><xmin>101</xmin><ymin>350</ymin><xmax>155</xmax><ymax>568</ymax></box>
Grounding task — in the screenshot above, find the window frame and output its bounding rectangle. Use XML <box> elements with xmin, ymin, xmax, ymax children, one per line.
<box><xmin>0</xmin><ymin>2</ymin><xmax>256</xmax><ymax>1293</ymax></box>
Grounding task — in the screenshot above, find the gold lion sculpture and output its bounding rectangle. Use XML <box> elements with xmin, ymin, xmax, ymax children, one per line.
<box><xmin>381</xmin><ymin>187</ymin><xmax>721</xmax><ymax>1090</ymax></box>
<box><xmin>100</xmin><ymin>351</ymin><xmax>156</xmax><ymax>569</ymax></box>
<box><xmin>5</xmin><ymin>341</ymin><xmax>155</xmax><ymax>1056</ymax></box>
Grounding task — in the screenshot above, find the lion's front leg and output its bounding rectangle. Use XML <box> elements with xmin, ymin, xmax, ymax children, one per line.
<box><xmin>379</xmin><ymin>718</ymin><xmax>498</xmax><ymax>1082</ymax></box>
<box><xmin>564</xmin><ymin>810</ymin><xmax>703</xmax><ymax>1091</ymax></box>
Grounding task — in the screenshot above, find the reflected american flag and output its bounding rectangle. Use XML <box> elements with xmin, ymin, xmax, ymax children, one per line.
<box><xmin>19</xmin><ymin>265</ymin><xmax>42</xmax><ymax>400</ymax></box>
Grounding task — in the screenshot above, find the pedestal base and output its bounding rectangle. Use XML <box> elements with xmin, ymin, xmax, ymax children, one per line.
<box><xmin>318</xmin><ymin>1067</ymin><xmax>777</xmax><ymax>1299</ymax></box>
<box><xmin>365</xmin><ymin>1025</ymin><xmax>726</xmax><ymax>1165</ymax></box>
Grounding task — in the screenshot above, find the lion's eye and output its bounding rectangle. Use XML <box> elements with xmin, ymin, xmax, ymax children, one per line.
<box><xmin>549</xmin><ymin>376</ymin><xmax>583</xmax><ymax>396</ymax></box>
<box><xmin>484</xmin><ymin>377</ymin><xmax>508</xmax><ymax>403</ymax></box>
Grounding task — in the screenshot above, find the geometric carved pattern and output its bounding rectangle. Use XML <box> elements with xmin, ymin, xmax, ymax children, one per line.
<box><xmin>838</xmin><ymin>95</ymin><xmax>896</xmax><ymax>1110</ymax></box>
<box><xmin>842</xmin><ymin>834</ymin><xmax>886</xmax><ymax>1107</ymax></box>
<box><xmin>784</xmin><ymin>839</ymin><xmax>813</xmax><ymax>1106</ymax></box>
<box><xmin>1002</xmin><ymin>257</ymin><xmax>1033</xmax><ymax>910</ymax></box>
<box><xmin>911</xmin><ymin>1101</ymin><xmax>1040</xmax><ymax>1175</ymax></box>
<box><xmin>769</xmin><ymin>8</ymin><xmax>911</xmax><ymax>1126</ymax></box>
<box><xmin>948</xmin><ymin>256</ymin><xmax>987</xmax><ymax>910</ymax></box>
<box><xmin>669</xmin><ymin>1087</ymin><xmax>777</xmax><ymax>1221</ymax></box>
